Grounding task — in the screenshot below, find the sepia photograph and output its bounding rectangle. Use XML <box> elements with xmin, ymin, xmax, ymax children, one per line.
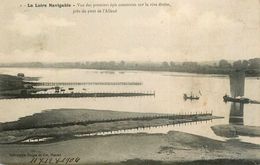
<box><xmin>0</xmin><ymin>0</ymin><xmax>259</xmax><ymax>164</ymax></box>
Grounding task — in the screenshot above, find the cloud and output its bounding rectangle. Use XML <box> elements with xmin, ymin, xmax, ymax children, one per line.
<box><xmin>0</xmin><ymin>13</ymin><xmax>76</xmax><ymax>62</ymax></box>
<box><xmin>86</xmin><ymin>48</ymin><xmax>173</xmax><ymax>62</ymax></box>
<box><xmin>0</xmin><ymin>47</ymin><xmax>176</xmax><ymax>63</ymax></box>
<box><xmin>0</xmin><ymin>0</ymin><xmax>259</xmax><ymax>63</ymax></box>
<box><xmin>0</xmin><ymin>50</ymin><xmax>56</xmax><ymax>63</ymax></box>
<box><xmin>8</xmin><ymin>13</ymin><xmax>75</xmax><ymax>37</ymax></box>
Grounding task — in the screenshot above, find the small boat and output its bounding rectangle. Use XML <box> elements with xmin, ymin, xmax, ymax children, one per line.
<box><xmin>54</xmin><ymin>86</ymin><xmax>60</xmax><ymax>93</ymax></box>
<box><xmin>183</xmin><ymin>92</ymin><xmax>200</xmax><ymax>101</ymax></box>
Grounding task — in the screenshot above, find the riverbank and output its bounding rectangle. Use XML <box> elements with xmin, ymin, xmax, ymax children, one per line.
<box><xmin>0</xmin><ymin>108</ymin><xmax>215</xmax><ymax>131</ymax></box>
<box><xmin>0</xmin><ymin>109</ymin><xmax>220</xmax><ymax>144</ymax></box>
<box><xmin>211</xmin><ymin>124</ymin><xmax>260</xmax><ymax>138</ymax></box>
<box><xmin>0</xmin><ymin>131</ymin><xmax>259</xmax><ymax>164</ymax></box>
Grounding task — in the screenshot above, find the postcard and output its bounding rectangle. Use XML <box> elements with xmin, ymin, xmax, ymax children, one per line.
<box><xmin>0</xmin><ymin>0</ymin><xmax>259</xmax><ymax>164</ymax></box>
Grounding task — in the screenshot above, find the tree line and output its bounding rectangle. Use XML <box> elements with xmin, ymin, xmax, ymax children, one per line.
<box><xmin>0</xmin><ymin>58</ymin><xmax>259</xmax><ymax>76</ymax></box>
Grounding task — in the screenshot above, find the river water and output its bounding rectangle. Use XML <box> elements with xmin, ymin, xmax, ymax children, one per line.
<box><xmin>0</xmin><ymin>67</ymin><xmax>260</xmax><ymax>144</ymax></box>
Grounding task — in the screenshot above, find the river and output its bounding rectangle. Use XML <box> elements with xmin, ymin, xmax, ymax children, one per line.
<box><xmin>0</xmin><ymin>67</ymin><xmax>259</xmax><ymax>144</ymax></box>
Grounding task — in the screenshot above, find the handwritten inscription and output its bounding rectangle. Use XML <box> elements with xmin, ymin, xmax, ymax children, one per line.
<box><xmin>30</xmin><ymin>157</ymin><xmax>80</xmax><ymax>164</ymax></box>
<box><xmin>9</xmin><ymin>152</ymin><xmax>80</xmax><ymax>164</ymax></box>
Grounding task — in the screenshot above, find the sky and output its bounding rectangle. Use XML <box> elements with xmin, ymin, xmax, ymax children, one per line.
<box><xmin>0</xmin><ymin>0</ymin><xmax>259</xmax><ymax>63</ymax></box>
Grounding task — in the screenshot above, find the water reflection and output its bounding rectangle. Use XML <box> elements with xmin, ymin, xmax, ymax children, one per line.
<box><xmin>229</xmin><ymin>71</ymin><xmax>245</xmax><ymax>125</ymax></box>
<box><xmin>229</xmin><ymin>103</ymin><xmax>244</xmax><ymax>125</ymax></box>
